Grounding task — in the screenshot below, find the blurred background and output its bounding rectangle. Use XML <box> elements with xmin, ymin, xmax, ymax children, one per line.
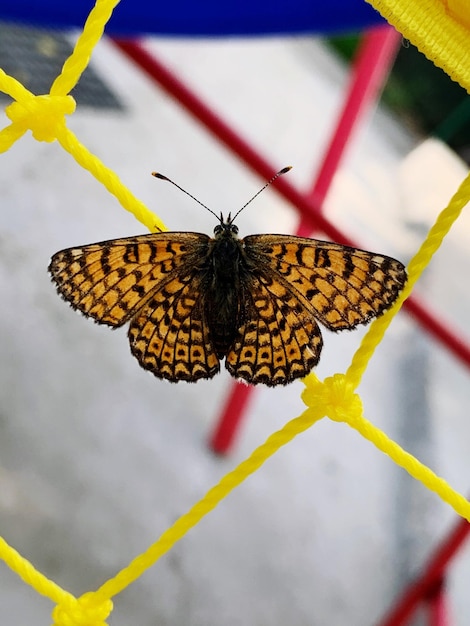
<box><xmin>0</xmin><ymin>1</ymin><xmax>470</xmax><ymax>624</ymax></box>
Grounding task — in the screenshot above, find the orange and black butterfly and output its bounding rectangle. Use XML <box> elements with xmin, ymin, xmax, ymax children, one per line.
<box><xmin>49</xmin><ymin>168</ymin><xmax>406</xmax><ymax>386</ymax></box>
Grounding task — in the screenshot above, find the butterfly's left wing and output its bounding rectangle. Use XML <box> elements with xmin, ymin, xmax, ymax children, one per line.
<box><xmin>49</xmin><ymin>232</ymin><xmax>209</xmax><ymax>327</ymax></box>
<box><xmin>241</xmin><ymin>234</ymin><xmax>407</xmax><ymax>331</ymax></box>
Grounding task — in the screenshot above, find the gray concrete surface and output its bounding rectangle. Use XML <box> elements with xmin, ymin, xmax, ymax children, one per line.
<box><xmin>1</xmin><ymin>34</ymin><xmax>470</xmax><ymax>625</ymax></box>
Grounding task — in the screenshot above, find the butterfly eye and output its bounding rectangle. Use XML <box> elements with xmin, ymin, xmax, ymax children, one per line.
<box><xmin>214</xmin><ymin>225</ymin><xmax>223</xmax><ymax>236</ymax></box>
<box><xmin>230</xmin><ymin>224</ymin><xmax>239</xmax><ymax>235</ymax></box>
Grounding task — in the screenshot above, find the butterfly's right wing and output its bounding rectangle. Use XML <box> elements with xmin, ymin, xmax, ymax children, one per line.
<box><xmin>49</xmin><ymin>232</ymin><xmax>221</xmax><ymax>381</ymax></box>
<box><xmin>225</xmin><ymin>233</ymin><xmax>406</xmax><ymax>386</ymax></box>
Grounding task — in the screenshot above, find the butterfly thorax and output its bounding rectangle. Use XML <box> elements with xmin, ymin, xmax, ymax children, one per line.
<box><xmin>201</xmin><ymin>219</ymin><xmax>248</xmax><ymax>358</ymax></box>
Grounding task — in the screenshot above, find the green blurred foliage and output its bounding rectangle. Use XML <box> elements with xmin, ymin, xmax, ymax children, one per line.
<box><xmin>328</xmin><ymin>34</ymin><xmax>470</xmax><ymax>162</ymax></box>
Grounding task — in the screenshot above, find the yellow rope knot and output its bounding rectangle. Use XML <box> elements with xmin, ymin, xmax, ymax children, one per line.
<box><xmin>301</xmin><ymin>372</ymin><xmax>363</xmax><ymax>425</ymax></box>
<box><xmin>51</xmin><ymin>593</ymin><xmax>113</xmax><ymax>626</ymax></box>
<box><xmin>6</xmin><ymin>94</ymin><xmax>76</xmax><ymax>142</ymax></box>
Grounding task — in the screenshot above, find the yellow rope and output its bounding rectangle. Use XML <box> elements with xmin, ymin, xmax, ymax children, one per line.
<box><xmin>95</xmin><ymin>410</ymin><xmax>323</xmax><ymax>601</ymax></box>
<box><xmin>301</xmin><ymin>374</ymin><xmax>470</xmax><ymax>522</ymax></box>
<box><xmin>299</xmin><ymin>171</ymin><xmax>470</xmax><ymax>520</ymax></box>
<box><xmin>50</xmin><ymin>0</ymin><xmax>122</xmax><ymax>97</ymax></box>
<box><xmin>0</xmin><ymin>1</ymin><xmax>165</xmax><ymax>233</ymax></box>
<box><xmin>0</xmin><ymin>537</ymin><xmax>72</xmax><ymax>606</ymax></box>
<box><xmin>56</xmin><ymin>125</ymin><xmax>167</xmax><ymax>232</ymax></box>
<box><xmin>346</xmin><ymin>168</ymin><xmax>470</xmax><ymax>389</ymax></box>
<box><xmin>0</xmin><ymin>0</ymin><xmax>470</xmax><ymax>623</ymax></box>
<box><xmin>367</xmin><ymin>0</ymin><xmax>470</xmax><ymax>92</ymax></box>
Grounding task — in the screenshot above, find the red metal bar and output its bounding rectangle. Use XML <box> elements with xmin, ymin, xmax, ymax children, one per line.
<box><xmin>426</xmin><ymin>580</ymin><xmax>450</xmax><ymax>626</ymax></box>
<box><xmin>376</xmin><ymin>517</ymin><xmax>470</xmax><ymax>626</ymax></box>
<box><xmin>306</xmin><ymin>25</ymin><xmax>401</xmax><ymax>208</ymax></box>
<box><xmin>209</xmin><ymin>382</ymin><xmax>253</xmax><ymax>453</ymax></box>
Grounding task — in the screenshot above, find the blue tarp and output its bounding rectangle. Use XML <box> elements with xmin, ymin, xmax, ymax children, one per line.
<box><xmin>0</xmin><ymin>0</ymin><xmax>384</xmax><ymax>36</ymax></box>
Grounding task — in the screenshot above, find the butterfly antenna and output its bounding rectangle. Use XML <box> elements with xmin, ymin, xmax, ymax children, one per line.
<box><xmin>229</xmin><ymin>166</ymin><xmax>292</xmax><ymax>223</ymax></box>
<box><xmin>152</xmin><ymin>171</ymin><xmax>220</xmax><ymax>220</ymax></box>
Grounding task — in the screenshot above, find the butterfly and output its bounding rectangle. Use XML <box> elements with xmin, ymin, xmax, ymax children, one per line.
<box><xmin>49</xmin><ymin>168</ymin><xmax>407</xmax><ymax>386</ymax></box>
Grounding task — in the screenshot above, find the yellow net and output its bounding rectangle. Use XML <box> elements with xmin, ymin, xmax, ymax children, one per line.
<box><xmin>1</xmin><ymin>0</ymin><xmax>469</xmax><ymax>623</ymax></box>
<box><xmin>368</xmin><ymin>0</ymin><xmax>470</xmax><ymax>91</ymax></box>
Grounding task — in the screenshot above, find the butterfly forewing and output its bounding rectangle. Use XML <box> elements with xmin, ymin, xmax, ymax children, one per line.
<box><xmin>49</xmin><ymin>233</ymin><xmax>210</xmax><ymax>326</ymax></box>
<box><xmin>243</xmin><ymin>235</ymin><xmax>407</xmax><ymax>332</ymax></box>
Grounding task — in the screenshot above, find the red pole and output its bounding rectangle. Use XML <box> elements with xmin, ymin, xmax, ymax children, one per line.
<box><xmin>208</xmin><ymin>382</ymin><xmax>253</xmax><ymax>453</ymax></box>
<box><xmin>306</xmin><ymin>25</ymin><xmax>401</xmax><ymax>210</ymax></box>
<box><xmin>376</xmin><ymin>517</ymin><xmax>470</xmax><ymax>626</ymax></box>
<box><xmin>426</xmin><ymin>580</ymin><xmax>450</xmax><ymax>626</ymax></box>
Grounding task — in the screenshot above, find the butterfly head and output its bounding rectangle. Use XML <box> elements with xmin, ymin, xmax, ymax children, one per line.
<box><xmin>214</xmin><ymin>212</ymin><xmax>239</xmax><ymax>238</ymax></box>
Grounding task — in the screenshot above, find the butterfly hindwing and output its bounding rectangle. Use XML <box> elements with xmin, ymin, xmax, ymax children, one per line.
<box><xmin>128</xmin><ymin>272</ymin><xmax>220</xmax><ymax>382</ymax></box>
<box><xmin>226</xmin><ymin>271</ymin><xmax>322</xmax><ymax>386</ymax></box>
<box><xmin>243</xmin><ymin>234</ymin><xmax>407</xmax><ymax>331</ymax></box>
